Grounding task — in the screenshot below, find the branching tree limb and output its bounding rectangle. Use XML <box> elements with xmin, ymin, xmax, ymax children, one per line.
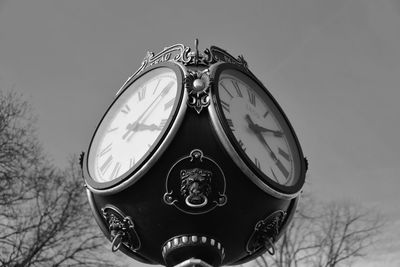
<box><xmin>0</xmin><ymin>90</ymin><xmax>123</xmax><ymax>266</ymax></box>
<box><xmin>253</xmin><ymin>195</ymin><xmax>382</xmax><ymax>267</ymax></box>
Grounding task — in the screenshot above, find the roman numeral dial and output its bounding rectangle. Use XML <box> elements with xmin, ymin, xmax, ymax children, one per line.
<box><xmin>88</xmin><ymin>67</ymin><xmax>180</xmax><ymax>183</ymax></box>
<box><xmin>217</xmin><ymin>69</ymin><xmax>298</xmax><ymax>188</ymax></box>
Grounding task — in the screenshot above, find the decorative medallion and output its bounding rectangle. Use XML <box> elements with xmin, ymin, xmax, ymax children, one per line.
<box><xmin>117</xmin><ymin>39</ymin><xmax>249</xmax><ymax>95</ymax></box>
<box><xmin>185</xmin><ymin>69</ymin><xmax>212</xmax><ymax>114</ymax></box>
<box><xmin>164</xmin><ymin>149</ymin><xmax>227</xmax><ymax>214</ymax></box>
<box><xmin>102</xmin><ymin>205</ymin><xmax>141</xmax><ymax>253</ymax></box>
<box><xmin>246</xmin><ymin>210</ymin><xmax>287</xmax><ymax>255</ymax></box>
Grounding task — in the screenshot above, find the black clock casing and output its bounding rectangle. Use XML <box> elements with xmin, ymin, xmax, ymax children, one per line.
<box><xmin>81</xmin><ymin>41</ymin><xmax>307</xmax><ymax>267</ymax></box>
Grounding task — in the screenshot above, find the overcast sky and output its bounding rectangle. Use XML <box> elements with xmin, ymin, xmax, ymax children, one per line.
<box><xmin>1</xmin><ymin>0</ymin><xmax>399</xmax><ymax>266</ymax></box>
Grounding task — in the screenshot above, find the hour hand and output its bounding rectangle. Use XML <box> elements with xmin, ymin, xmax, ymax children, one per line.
<box><xmin>245</xmin><ymin>115</ymin><xmax>282</xmax><ymax>137</ymax></box>
<box><xmin>122</xmin><ymin>122</ymin><xmax>139</xmax><ymax>140</ymax></box>
<box><xmin>253</xmin><ymin>125</ymin><xmax>283</xmax><ymax>137</ymax></box>
<box><xmin>136</xmin><ymin>123</ymin><xmax>161</xmax><ymax>131</ymax></box>
<box><xmin>123</xmin><ymin>123</ymin><xmax>161</xmax><ymax>141</ymax></box>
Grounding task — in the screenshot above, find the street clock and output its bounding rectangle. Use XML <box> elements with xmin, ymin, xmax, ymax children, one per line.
<box><xmin>81</xmin><ymin>40</ymin><xmax>307</xmax><ymax>267</ymax></box>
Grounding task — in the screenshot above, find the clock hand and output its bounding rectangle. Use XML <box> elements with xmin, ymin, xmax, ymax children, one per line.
<box><xmin>122</xmin><ymin>81</ymin><xmax>174</xmax><ymax>140</ymax></box>
<box><xmin>125</xmin><ymin>122</ymin><xmax>163</xmax><ymax>142</ymax></box>
<box><xmin>245</xmin><ymin>115</ymin><xmax>278</xmax><ymax>160</ymax></box>
<box><xmin>136</xmin><ymin>123</ymin><xmax>162</xmax><ymax>132</ymax></box>
<box><xmin>252</xmin><ymin>124</ymin><xmax>283</xmax><ymax>137</ymax></box>
<box><xmin>246</xmin><ymin>114</ymin><xmax>289</xmax><ymax>180</ymax></box>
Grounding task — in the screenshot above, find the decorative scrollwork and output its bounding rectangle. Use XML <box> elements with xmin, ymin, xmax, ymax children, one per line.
<box><xmin>102</xmin><ymin>205</ymin><xmax>141</xmax><ymax>253</ymax></box>
<box><xmin>205</xmin><ymin>46</ymin><xmax>249</xmax><ymax>70</ymax></box>
<box><xmin>246</xmin><ymin>210</ymin><xmax>287</xmax><ymax>255</ymax></box>
<box><xmin>117</xmin><ymin>39</ymin><xmax>249</xmax><ymax>95</ymax></box>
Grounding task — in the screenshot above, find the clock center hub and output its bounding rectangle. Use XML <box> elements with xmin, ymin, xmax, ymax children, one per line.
<box><xmin>245</xmin><ymin>103</ymin><xmax>260</xmax><ymax>121</ymax></box>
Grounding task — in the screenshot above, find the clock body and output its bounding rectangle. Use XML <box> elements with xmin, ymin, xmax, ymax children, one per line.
<box><xmin>82</xmin><ymin>43</ymin><xmax>307</xmax><ymax>267</ymax></box>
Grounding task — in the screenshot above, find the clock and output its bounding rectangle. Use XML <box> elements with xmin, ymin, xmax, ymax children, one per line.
<box><xmin>86</xmin><ymin>63</ymin><xmax>186</xmax><ymax>191</ymax></box>
<box><xmin>210</xmin><ymin>63</ymin><xmax>305</xmax><ymax>198</ymax></box>
<box><xmin>81</xmin><ymin>42</ymin><xmax>307</xmax><ymax>267</ymax></box>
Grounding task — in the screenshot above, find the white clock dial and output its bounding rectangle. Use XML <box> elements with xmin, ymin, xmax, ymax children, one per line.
<box><xmin>217</xmin><ymin>69</ymin><xmax>298</xmax><ymax>186</ymax></box>
<box><xmin>88</xmin><ymin>67</ymin><xmax>179</xmax><ymax>183</ymax></box>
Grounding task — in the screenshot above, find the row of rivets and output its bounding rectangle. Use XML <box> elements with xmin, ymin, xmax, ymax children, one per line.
<box><xmin>162</xmin><ymin>235</ymin><xmax>225</xmax><ymax>259</ymax></box>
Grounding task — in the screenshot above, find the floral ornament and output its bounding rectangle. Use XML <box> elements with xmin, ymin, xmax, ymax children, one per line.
<box><xmin>184</xmin><ymin>69</ymin><xmax>212</xmax><ymax>114</ymax></box>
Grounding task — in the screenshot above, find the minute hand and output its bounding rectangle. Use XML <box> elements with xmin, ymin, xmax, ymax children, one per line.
<box><xmin>253</xmin><ymin>124</ymin><xmax>283</xmax><ymax>137</ymax></box>
<box><xmin>245</xmin><ymin>115</ymin><xmax>289</xmax><ymax>179</ymax></box>
<box><xmin>122</xmin><ymin>81</ymin><xmax>174</xmax><ymax>140</ymax></box>
<box><xmin>245</xmin><ymin>115</ymin><xmax>277</xmax><ymax>160</ymax></box>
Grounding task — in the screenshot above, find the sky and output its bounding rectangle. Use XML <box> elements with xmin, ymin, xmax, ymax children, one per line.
<box><xmin>0</xmin><ymin>0</ymin><xmax>399</xmax><ymax>266</ymax></box>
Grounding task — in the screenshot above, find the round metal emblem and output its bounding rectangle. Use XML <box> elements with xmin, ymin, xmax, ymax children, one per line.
<box><xmin>164</xmin><ymin>149</ymin><xmax>227</xmax><ymax>214</ymax></box>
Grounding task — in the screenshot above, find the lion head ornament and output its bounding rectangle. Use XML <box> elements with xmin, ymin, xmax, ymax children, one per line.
<box><xmin>180</xmin><ymin>168</ymin><xmax>212</xmax><ymax>208</ymax></box>
<box><xmin>164</xmin><ymin>149</ymin><xmax>227</xmax><ymax>214</ymax></box>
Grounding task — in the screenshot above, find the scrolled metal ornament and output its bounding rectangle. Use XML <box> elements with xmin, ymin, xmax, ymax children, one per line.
<box><xmin>204</xmin><ymin>46</ymin><xmax>249</xmax><ymax>70</ymax></box>
<box><xmin>102</xmin><ymin>205</ymin><xmax>141</xmax><ymax>253</ymax></box>
<box><xmin>117</xmin><ymin>39</ymin><xmax>249</xmax><ymax>95</ymax></box>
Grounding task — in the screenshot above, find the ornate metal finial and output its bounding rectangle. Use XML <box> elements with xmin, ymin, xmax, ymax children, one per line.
<box><xmin>194</xmin><ymin>38</ymin><xmax>199</xmax><ymax>65</ymax></box>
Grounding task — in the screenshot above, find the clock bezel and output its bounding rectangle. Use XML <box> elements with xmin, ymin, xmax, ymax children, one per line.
<box><xmin>209</xmin><ymin>62</ymin><xmax>306</xmax><ymax>199</ymax></box>
<box><xmin>84</xmin><ymin>62</ymin><xmax>187</xmax><ymax>194</ymax></box>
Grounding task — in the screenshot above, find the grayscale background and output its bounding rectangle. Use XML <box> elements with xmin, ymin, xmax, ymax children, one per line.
<box><xmin>0</xmin><ymin>0</ymin><xmax>399</xmax><ymax>266</ymax></box>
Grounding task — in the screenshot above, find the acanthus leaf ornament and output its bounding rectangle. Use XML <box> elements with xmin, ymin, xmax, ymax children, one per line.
<box><xmin>185</xmin><ymin>69</ymin><xmax>212</xmax><ymax>114</ymax></box>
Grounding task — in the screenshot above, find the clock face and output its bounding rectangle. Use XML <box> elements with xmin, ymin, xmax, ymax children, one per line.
<box><xmin>216</xmin><ymin>68</ymin><xmax>302</xmax><ymax>188</ymax></box>
<box><xmin>88</xmin><ymin>67</ymin><xmax>180</xmax><ymax>183</ymax></box>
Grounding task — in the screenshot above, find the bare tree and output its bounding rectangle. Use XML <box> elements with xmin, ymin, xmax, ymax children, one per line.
<box><xmin>0</xmin><ymin>91</ymin><xmax>120</xmax><ymax>266</ymax></box>
<box><xmin>312</xmin><ymin>202</ymin><xmax>382</xmax><ymax>267</ymax></box>
<box><xmin>253</xmin><ymin>196</ymin><xmax>382</xmax><ymax>267</ymax></box>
